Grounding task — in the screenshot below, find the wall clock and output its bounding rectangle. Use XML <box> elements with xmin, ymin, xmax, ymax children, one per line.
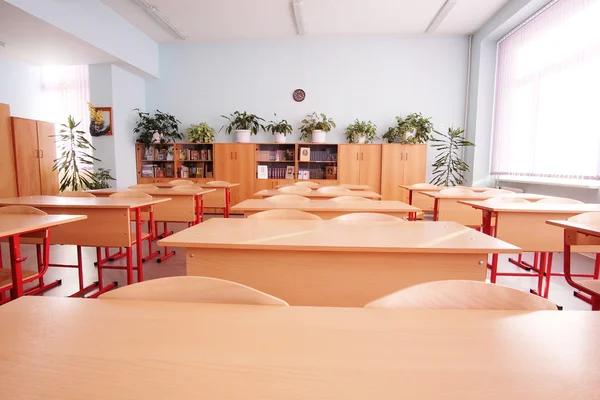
<box><xmin>293</xmin><ymin>89</ymin><xmax>306</xmax><ymax>102</ymax></box>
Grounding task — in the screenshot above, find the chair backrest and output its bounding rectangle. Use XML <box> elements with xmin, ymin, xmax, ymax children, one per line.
<box><xmin>0</xmin><ymin>205</ymin><xmax>47</xmax><ymax>215</ymax></box>
<box><xmin>294</xmin><ymin>181</ymin><xmax>319</xmax><ymax>188</ymax></box>
<box><xmin>317</xmin><ymin>186</ymin><xmax>352</xmax><ymax>194</ymax></box>
<box><xmin>170</xmin><ymin>184</ymin><xmax>204</xmax><ymax>193</ymax></box>
<box><xmin>364</xmin><ymin>280</ymin><xmax>558</xmax><ymax>310</ymax></box>
<box><xmin>264</xmin><ymin>195</ymin><xmax>310</xmax><ymax>203</ymax></box>
<box><xmin>332</xmin><ymin>213</ymin><xmax>404</xmax><ymax>222</ymax></box>
<box><xmin>411</xmin><ymin>183</ymin><xmax>439</xmax><ymax>189</ymax></box>
<box><xmin>499</xmin><ymin>186</ymin><xmax>524</xmax><ymax>193</ymax></box>
<box><xmin>99</xmin><ymin>276</ymin><xmax>289</xmax><ymax>306</ymax></box>
<box><xmin>57</xmin><ymin>191</ymin><xmax>96</xmax><ymax>198</ymax></box>
<box><xmin>247</xmin><ymin>209</ymin><xmax>322</xmax><ymax>220</ymax></box>
<box><xmin>483</xmin><ymin>197</ymin><xmax>530</xmax><ymax>205</ymax></box>
<box><xmin>206</xmin><ymin>180</ymin><xmax>231</xmax><ymax>186</ymax></box>
<box><xmin>568</xmin><ymin>212</ymin><xmax>600</xmax><ymax>227</ymax></box>
<box><xmin>439</xmin><ymin>187</ymin><xmax>475</xmax><ymax>196</ymax></box>
<box><xmin>482</xmin><ymin>189</ymin><xmax>516</xmax><ymax>196</ymax></box>
<box><xmin>329</xmin><ymin>196</ymin><xmax>372</xmax><ymax>203</ymax></box>
<box><xmin>109</xmin><ymin>191</ymin><xmax>153</xmax><ymax>200</ymax></box>
<box><xmin>278</xmin><ymin>186</ymin><xmax>313</xmax><ymax>195</ymax></box>
<box><xmin>128</xmin><ymin>184</ymin><xmax>158</xmax><ymax>191</ymax></box>
<box><xmin>169</xmin><ymin>179</ymin><xmax>193</xmax><ymax>186</ymax></box>
<box><xmin>537</xmin><ymin>197</ymin><xmax>584</xmax><ymax>204</ymax></box>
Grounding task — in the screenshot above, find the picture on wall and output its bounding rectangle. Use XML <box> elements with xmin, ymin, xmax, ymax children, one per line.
<box><xmin>88</xmin><ymin>102</ymin><xmax>113</xmax><ymax>136</ymax></box>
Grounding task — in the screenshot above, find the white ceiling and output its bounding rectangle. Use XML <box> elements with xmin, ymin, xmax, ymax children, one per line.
<box><xmin>0</xmin><ymin>1</ymin><xmax>117</xmax><ymax>65</ymax></box>
<box><xmin>100</xmin><ymin>0</ymin><xmax>511</xmax><ymax>43</ymax></box>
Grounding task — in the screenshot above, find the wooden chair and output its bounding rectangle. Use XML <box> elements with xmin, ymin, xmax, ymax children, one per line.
<box><xmin>569</xmin><ymin>212</ymin><xmax>600</xmax><ymax>225</ymax></box>
<box><xmin>278</xmin><ymin>186</ymin><xmax>312</xmax><ymax>195</ymax></box>
<box><xmin>482</xmin><ymin>189</ymin><xmax>516</xmax><ymax>196</ymax></box>
<box><xmin>483</xmin><ymin>197</ymin><xmax>530</xmax><ymax>205</ymax></box>
<box><xmin>57</xmin><ymin>191</ymin><xmax>96</xmax><ymax>198</ymax></box>
<box><xmin>439</xmin><ymin>187</ymin><xmax>475</xmax><ymax>196</ymax></box>
<box><xmin>128</xmin><ymin>184</ymin><xmax>158</xmax><ymax>191</ymax></box>
<box><xmin>329</xmin><ymin>196</ymin><xmax>372</xmax><ymax>203</ymax></box>
<box><xmin>169</xmin><ymin>179</ymin><xmax>193</xmax><ymax>186</ymax></box>
<box><xmin>364</xmin><ymin>280</ymin><xmax>558</xmax><ymax>310</ymax></box>
<box><xmin>500</xmin><ymin>186</ymin><xmax>524</xmax><ymax>193</ymax></box>
<box><xmin>317</xmin><ymin>186</ymin><xmax>351</xmax><ymax>194</ymax></box>
<box><xmin>332</xmin><ymin>213</ymin><xmax>404</xmax><ymax>222</ymax></box>
<box><xmin>171</xmin><ymin>185</ymin><xmax>202</xmax><ymax>193</ymax></box>
<box><xmin>294</xmin><ymin>181</ymin><xmax>319</xmax><ymax>188</ymax></box>
<box><xmin>247</xmin><ymin>209</ymin><xmax>322</xmax><ymax>220</ymax></box>
<box><xmin>0</xmin><ymin>206</ymin><xmax>54</xmax><ymax>303</ymax></box>
<box><xmin>264</xmin><ymin>195</ymin><xmax>310</xmax><ymax>203</ymax></box>
<box><xmin>206</xmin><ymin>180</ymin><xmax>231</xmax><ymax>186</ymax></box>
<box><xmin>566</xmin><ymin>212</ymin><xmax>600</xmax><ymax>308</ymax></box>
<box><xmin>99</xmin><ymin>276</ymin><xmax>289</xmax><ymax>306</ymax></box>
<box><xmin>537</xmin><ymin>197</ymin><xmax>584</xmax><ymax>204</ymax></box>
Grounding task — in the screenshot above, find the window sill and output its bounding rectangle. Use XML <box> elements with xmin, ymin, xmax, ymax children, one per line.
<box><xmin>496</xmin><ymin>177</ymin><xmax>600</xmax><ymax>189</ymax></box>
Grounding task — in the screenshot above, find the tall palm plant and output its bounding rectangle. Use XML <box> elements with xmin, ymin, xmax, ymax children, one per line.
<box><xmin>430</xmin><ymin>127</ymin><xmax>475</xmax><ymax>186</ymax></box>
<box><xmin>53</xmin><ymin>116</ymin><xmax>100</xmax><ymax>191</ymax></box>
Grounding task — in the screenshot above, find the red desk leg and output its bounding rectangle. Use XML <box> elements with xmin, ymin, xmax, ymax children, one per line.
<box><xmin>142</xmin><ymin>206</ymin><xmax>160</xmax><ymax>263</ymax></box>
<box><xmin>224</xmin><ymin>188</ymin><xmax>231</xmax><ymax>218</ymax></box>
<box><xmin>135</xmin><ymin>207</ymin><xmax>143</xmax><ymax>283</ymax></box>
<box><xmin>563</xmin><ymin>231</ymin><xmax>600</xmax><ymax>310</ymax></box>
<box><xmin>432</xmin><ymin>199</ymin><xmax>439</xmax><ymax>221</ymax></box>
<box><xmin>408</xmin><ymin>190</ymin><xmax>413</xmax><ymax>205</ymax></box>
<box><xmin>8</xmin><ymin>235</ymin><xmax>24</xmax><ymax>299</ymax></box>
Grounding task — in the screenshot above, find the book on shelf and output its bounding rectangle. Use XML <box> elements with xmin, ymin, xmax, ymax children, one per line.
<box><xmin>143</xmin><ymin>147</ymin><xmax>154</xmax><ymax>161</ymax></box>
<box><xmin>141</xmin><ymin>164</ymin><xmax>154</xmax><ymax>178</ymax></box>
<box><xmin>190</xmin><ymin>150</ymin><xmax>199</xmax><ymax>161</ymax></box>
<box><xmin>207</xmin><ymin>149</ymin><xmax>212</xmax><ymax>161</ymax></box>
<box><xmin>285</xmin><ymin>166</ymin><xmax>295</xmax><ymax>179</ymax></box>
<box><xmin>257</xmin><ymin>165</ymin><xmax>268</xmax><ymax>179</ymax></box>
<box><xmin>200</xmin><ymin>149</ymin><xmax>208</xmax><ymax>161</ymax></box>
<box><xmin>190</xmin><ymin>167</ymin><xmax>197</xmax><ymax>178</ymax></box>
<box><xmin>326</xmin><ymin>166</ymin><xmax>337</xmax><ymax>180</ymax></box>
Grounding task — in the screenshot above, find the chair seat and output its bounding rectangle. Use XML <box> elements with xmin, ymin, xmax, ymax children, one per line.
<box><xmin>131</xmin><ymin>232</ymin><xmax>150</xmax><ymax>242</ymax></box>
<box><xmin>579</xmin><ymin>280</ymin><xmax>600</xmax><ymax>295</ymax></box>
<box><xmin>0</xmin><ymin>268</ymin><xmax>38</xmax><ymax>290</ymax></box>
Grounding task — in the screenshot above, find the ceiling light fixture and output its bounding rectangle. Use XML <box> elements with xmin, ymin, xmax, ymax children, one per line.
<box><xmin>426</xmin><ymin>0</ymin><xmax>457</xmax><ymax>34</ymax></box>
<box><xmin>131</xmin><ymin>0</ymin><xmax>188</xmax><ymax>40</ymax></box>
<box><xmin>292</xmin><ymin>0</ymin><xmax>306</xmax><ymax>36</ymax></box>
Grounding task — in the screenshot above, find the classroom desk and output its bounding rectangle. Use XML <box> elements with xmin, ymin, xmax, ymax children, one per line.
<box><xmin>276</xmin><ymin>183</ymin><xmax>372</xmax><ymax>191</ymax></box>
<box><xmin>0</xmin><ymin>196</ymin><xmax>170</xmax><ymax>292</ymax></box>
<box><xmin>88</xmin><ymin>187</ymin><xmax>215</xmax><ymax>224</ymax></box>
<box><xmin>422</xmin><ymin>192</ymin><xmax>551</xmax><ymax>226</ymax></box>
<box><xmin>156</xmin><ymin>182</ymin><xmax>240</xmax><ymax>217</ymax></box>
<box><xmin>399</xmin><ymin>185</ymin><xmax>490</xmax><ymax>212</ymax></box>
<box><xmin>547</xmin><ymin>219</ymin><xmax>600</xmax><ymax>309</ymax></box>
<box><xmin>158</xmin><ymin>219</ymin><xmax>519</xmax><ymax>307</ymax></box>
<box><xmin>461</xmin><ymin>201</ymin><xmax>600</xmax><ymax>297</ymax></box>
<box><xmin>1</xmin><ymin>297</ymin><xmax>598</xmax><ymax>400</ymax></box>
<box><xmin>254</xmin><ymin>189</ymin><xmax>382</xmax><ymax>200</ymax></box>
<box><xmin>0</xmin><ymin>214</ymin><xmax>86</xmax><ymax>299</ymax></box>
<box><xmin>231</xmin><ymin>199</ymin><xmax>420</xmax><ymax>220</ymax></box>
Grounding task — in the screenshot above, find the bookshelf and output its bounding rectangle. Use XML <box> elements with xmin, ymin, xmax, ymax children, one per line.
<box><xmin>138</xmin><ymin>144</ymin><xmax>176</xmax><ymax>181</ymax></box>
<box><xmin>136</xmin><ymin>143</ymin><xmax>214</xmax><ymax>183</ymax></box>
<box><xmin>297</xmin><ymin>144</ymin><xmax>338</xmax><ymax>181</ymax></box>
<box><xmin>177</xmin><ymin>143</ymin><xmax>214</xmax><ymax>179</ymax></box>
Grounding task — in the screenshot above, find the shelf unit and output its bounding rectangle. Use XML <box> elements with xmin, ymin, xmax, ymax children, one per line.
<box><xmin>136</xmin><ymin>143</ymin><xmax>214</xmax><ymax>184</ymax></box>
<box><xmin>297</xmin><ymin>144</ymin><xmax>338</xmax><ymax>181</ymax></box>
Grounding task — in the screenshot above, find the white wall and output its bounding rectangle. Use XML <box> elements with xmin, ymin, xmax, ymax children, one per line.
<box><xmin>89</xmin><ymin>64</ymin><xmax>116</xmax><ymax>180</ymax></box>
<box><xmin>0</xmin><ymin>56</ymin><xmax>47</xmax><ymax>120</ymax></box>
<box><xmin>146</xmin><ymin>36</ymin><xmax>469</xmax><ymax>180</ymax></box>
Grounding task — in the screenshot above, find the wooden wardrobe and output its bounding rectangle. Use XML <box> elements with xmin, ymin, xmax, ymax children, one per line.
<box><xmin>0</xmin><ymin>104</ymin><xmax>18</xmax><ymax>198</ymax></box>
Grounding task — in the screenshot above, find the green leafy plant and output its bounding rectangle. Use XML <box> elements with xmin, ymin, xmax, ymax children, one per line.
<box><xmin>383</xmin><ymin>113</ymin><xmax>434</xmax><ymax>144</ymax></box>
<box><xmin>299</xmin><ymin>112</ymin><xmax>336</xmax><ymax>142</ymax></box>
<box><xmin>88</xmin><ymin>168</ymin><xmax>115</xmax><ymax>189</ymax></box>
<box><xmin>52</xmin><ymin>116</ymin><xmax>101</xmax><ymax>192</ymax></box>
<box><xmin>133</xmin><ymin>109</ymin><xmax>183</xmax><ymax>148</ymax></box>
<box><xmin>430</xmin><ymin>127</ymin><xmax>475</xmax><ymax>186</ymax></box>
<box><xmin>220</xmin><ymin>111</ymin><xmax>265</xmax><ymax>135</ymax></box>
<box><xmin>345</xmin><ymin>120</ymin><xmax>377</xmax><ymax>143</ymax></box>
<box><xmin>264</xmin><ymin>114</ymin><xmax>293</xmax><ymax>136</ymax></box>
<box><xmin>186</xmin><ymin>122</ymin><xmax>215</xmax><ymax>143</ymax></box>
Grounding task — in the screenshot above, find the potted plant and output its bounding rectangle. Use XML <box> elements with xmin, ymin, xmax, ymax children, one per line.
<box><xmin>220</xmin><ymin>111</ymin><xmax>265</xmax><ymax>143</ymax></box>
<box><xmin>430</xmin><ymin>127</ymin><xmax>475</xmax><ymax>186</ymax></box>
<box><xmin>186</xmin><ymin>122</ymin><xmax>215</xmax><ymax>143</ymax></box>
<box><xmin>264</xmin><ymin>114</ymin><xmax>293</xmax><ymax>143</ymax></box>
<box><xmin>299</xmin><ymin>112</ymin><xmax>336</xmax><ymax>143</ymax></box>
<box><xmin>88</xmin><ymin>168</ymin><xmax>116</xmax><ymax>189</ymax></box>
<box><xmin>133</xmin><ymin>109</ymin><xmax>183</xmax><ymax>148</ymax></box>
<box><xmin>383</xmin><ymin>112</ymin><xmax>434</xmax><ymax>144</ymax></box>
<box><xmin>345</xmin><ymin>120</ymin><xmax>377</xmax><ymax>144</ymax></box>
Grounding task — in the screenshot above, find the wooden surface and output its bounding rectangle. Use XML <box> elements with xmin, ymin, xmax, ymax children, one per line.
<box><xmin>254</xmin><ymin>189</ymin><xmax>382</xmax><ymax>200</ymax></box>
<box><xmin>399</xmin><ymin>185</ymin><xmax>490</xmax><ymax>192</ymax></box>
<box><xmin>402</xmin><ymin>145</ymin><xmax>428</xmax><ymax>200</ymax></box>
<box><xmin>547</xmin><ymin>219</ymin><xmax>600</xmax><ymax>237</ymax></box>
<box><xmin>88</xmin><ymin>188</ymin><xmax>215</xmax><ymax>197</ymax></box>
<box><xmin>276</xmin><ymin>183</ymin><xmax>371</xmax><ymax>190</ymax></box>
<box><xmin>0</xmin><ymin>214</ymin><xmax>87</xmax><ymax>238</ymax></box>
<box><xmin>337</xmin><ymin>144</ymin><xmax>361</xmax><ymax>188</ymax></box>
<box><xmin>0</xmin><ymin>196</ymin><xmax>169</xmax><ymax>209</ymax></box>
<box><xmin>0</xmin><ymin>104</ymin><xmax>17</xmax><ymax>198</ymax></box>
<box><xmin>159</xmin><ymin>219</ymin><xmax>518</xmax><ymax>253</ymax></box>
<box><xmin>359</xmin><ymin>145</ymin><xmax>382</xmax><ymax>194</ymax></box>
<box><xmin>3</xmin><ymin>297</ymin><xmax>597</xmax><ymax>400</ymax></box>
<box><xmin>232</xmin><ymin>199</ymin><xmax>419</xmax><ymax>220</ymax></box>
<box><xmin>380</xmin><ymin>145</ymin><xmax>428</xmax><ymax>202</ymax></box>
<box><xmin>37</xmin><ymin>120</ymin><xmax>58</xmax><ymax>195</ymax></box>
<box><xmin>460</xmin><ymin>201</ymin><xmax>600</xmax><ymax>213</ymax></box>
<box><xmin>11</xmin><ymin>117</ymin><xmax>41</xmax><ymax>196</ymax></box>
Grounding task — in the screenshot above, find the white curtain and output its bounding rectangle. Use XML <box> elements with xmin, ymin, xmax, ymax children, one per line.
<box><xmin>491</xmin><ymin>0</ymin><xmax>600</xmax><ymax>185</ymax></box>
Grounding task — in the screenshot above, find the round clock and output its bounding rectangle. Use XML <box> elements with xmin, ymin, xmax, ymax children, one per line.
<box><xmin>293</xmin><ymin>89</ymin><xmax>306</xmax><ymax>102</ymax></box>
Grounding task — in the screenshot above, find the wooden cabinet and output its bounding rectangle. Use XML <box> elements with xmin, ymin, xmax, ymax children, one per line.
<box><xmin>381</xmin><ymin>144</ymin><xmax>427</xmax><ymax>202</ymax></box>
<box><xmin>338</xmin><ymin>144</ymin><xmax>381</xmax><ymax>193</ymax></box>
<box><xmin>11</xmin><ymin>117</ymin><xmax>58</xmax><ymax>196</ymax></box>
<box><xmin>214</xmin><ymin>143</ymin><xmax>255</xmax><ymax>206</ymax></box>
<box><xmin>0</xmin><ymin>104</ymin><xmax>18</xmax><ymax>198</ymax></box>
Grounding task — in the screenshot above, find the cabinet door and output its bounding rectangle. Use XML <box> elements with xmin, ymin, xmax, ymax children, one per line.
<box><xmin>214</xmin><ymin>144</ymin><xmax>236</xmax><ymax>182</ymax></box>
<box><xmin>12</xmin><ymin>118</ymin><xmax>42</xmax><ymax>196</ymax></box>
<box><xmin>403</xmin><ymin>144</ymin><xmax>428</xmax><ymax>185</ymax></box>
<box><xmin>233</xmin><ymin>143</ymin><xmax>256</xmax><ymax>205</ymax></box>
<box><xmin>0</xmin><ymin>104</ymin><xmax>17</xmax><ymax>198</ymax></box>
<box><xmin>37</xmin><ymin>121</ymin><xmax>59</xmax><ymax>195</ymax></box>
<box><xmin>254</xmin><ymin>179</ymin><xmax>274</xmax><ymax>192</ymax></box>
<box><xmin>380</xmin><ymin>145</ymin><xmax>405</xmax><ymax>201</ymax></box>
<box><xmin>338</xmin><ymin>144</ymin><xmax>361</xmax><ymax>185</ymax></box>
<box><xmin>358</xmin><ymin>145</ymin><xmax>382</xmax><ymax>193</ymax></box>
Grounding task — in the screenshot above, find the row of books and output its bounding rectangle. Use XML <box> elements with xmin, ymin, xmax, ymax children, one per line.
<box><xmin>299</xmin><ymin>148</ymin><xmax>338</xmax><ymax>162</ymax></box>
<box><xmin>142</xmin><ymin>147</ymin><xmax>174</xmax><ymax>161</ymax></box>
<box><xmin>299</xmin><ymin>167</ymin><xmax>337</xmax><ymax>180</ymax></box>
<box><xmin>256</xmin><ymin>149</ymin><xmax>295</xmax><ymax>162</ymax></box>
<box><xmin>141</xmin><ymin>164</ymin><xmax>175</xmax><ymax>178</ymax></box>
<box><xmin>177</xmin><ymin>165</ymin><xmax>213</xmax><ymax>179</ymax></box>
<box><xmin>179</xmin><ymin>149</ymin><xmax>213</xmax><ymax>161</ymax></box>
<box><xmin>257</xmin><ymin>166</ymin><xmax>294</xmax><ymax>179</ymax></box>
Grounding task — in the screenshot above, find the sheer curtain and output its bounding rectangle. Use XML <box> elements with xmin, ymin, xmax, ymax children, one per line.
<box><xmin>491</xmin><ymin>0</ymin><xmax>600</xmax><ymax>185</ymax></box>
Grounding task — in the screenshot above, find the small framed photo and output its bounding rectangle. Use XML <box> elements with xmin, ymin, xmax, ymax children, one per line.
<box><xmin>88</xmin><ymin>104</ymin><xmax>113</xmax><ymax>137</ymax></box>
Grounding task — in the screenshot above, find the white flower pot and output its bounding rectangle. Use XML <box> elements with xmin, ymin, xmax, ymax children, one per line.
<box><xmin>236</xmin><ymin>129</ymin><xmax>251</xmax><ymax>143</ymax></box>
<box><xmin>312</xmin><ymin>129</ymin><xmax>326</xmax><ymax>143</ymax></box>
<box><xmin>274</xmin><ymin>132</ymin><xmax>286</xmax><ymax>143</ymax></box>
<box><xmin>358</xmin><ymin>136</ymin><xmax>366</xmax><ymax>144</ymax></box>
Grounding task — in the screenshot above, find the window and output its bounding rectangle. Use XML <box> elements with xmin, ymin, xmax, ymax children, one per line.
<box><xmin>491</xmin><ymin>0</ymin><xmax>600</xmax><ymax>186</ymax></box>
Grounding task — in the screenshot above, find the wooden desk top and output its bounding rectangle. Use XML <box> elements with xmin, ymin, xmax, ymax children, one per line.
<box><xmin>1</xmin><ymin>296</ymin><xmax>597</xmax><ymax>400</ymax></box>
<box><xmin>0</xmin><ymin>196</ymin><xmax>171</xmax><ymax>209</ymax></box>
<box><xmin>275</xmin><ymin>183</ymin><xmax>372</xmax><ymax>191</ymax></box>
<box><xmin>231</xmin><ymin>199</ymin><xmax>420</xmax><ymax>213</ymax></box>
<box><xmin>158</xmin><ymin>219</ymin><xmax>519</xmax><ymax>253</ymax></box>
<box><xmin>547</xmin><ymin>220</ymin><xmax>600</xmax><ymax>236</ymax></box>
<box><xmin>0</xmin><ymin>214</ymin><xmax>87</xmax><ymax>238</ymax></box>
<box><xmin>87</xmin><ymin>188</ymin><xmax>216</xmax><ymax>197</ymax></box>
<box><xmin>399</xmin><ymin>185</ymin><xmax>490</xmax><ymax>192</ymax></box>
<box><xmin>255</xmin><ymin>189</ymin><xmax>383</xmax><ymax>199</ymax></box>
<box><xmin>422</xmin><ymin>192</ymin><xmax>550</xmax><ymax>201</ymax></box>
<box><xmin>460</xmin><ymin>201</ymin><xmax>600</xmax><ymax>214</ymax></box>
<box><xmin>156</xmin><ymin>182</ymin><xmax>240</xmax><ymax>189</ymax></box>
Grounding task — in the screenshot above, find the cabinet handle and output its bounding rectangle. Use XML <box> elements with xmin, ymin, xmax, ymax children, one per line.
<box><xmin>40</xmin><ymin>150</ymin><xmax>44</xmax><ymax>158</ymax></box>
<box><xmin>406</xmin><ymin>153</ymin><xmax>408</xmax><ymax>161</ymax></box>
<box><xmin>35</xmin><ymin>150</ymin><xmax>39</xmax><ymax>158</ymax></box>
<box><xmin>356</xmin><ymin>153</ymin><xmax>359</xmax><ymax>161</ymax></box>
<box><xmin>400</xmin><ymin>153</ymin><xmax>403</xmax><ymax>161</ymax></box>
<box><xmin>230</xmin><ymin>152</ymin><xmax>233</xmax><ymax>159</ymax></box>
<box><xmin>235</xmin><ymin>152</ymin><xmax>238</xmax><ymax>160</ymax></box>
<box><xmin>361</xmin><ymin>153</ymin><xmax>364</xmax><ymax>161</ymax></box>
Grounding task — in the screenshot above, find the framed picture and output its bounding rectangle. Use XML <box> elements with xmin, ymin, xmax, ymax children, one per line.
<box><xmin>299</xmin><ymin>147</ymin><xmax>311</xmax><ymax>161</ymax></box>
<box><xmin>285</xmin><ymin>166</ymin><xmax>295</xmax><ymax>180</ymax></box>
<box><xmin>88</xmin><ymin>104</ymin><xmax>113</xmax><ymax>137</ymax></box>
<box><xmin>257</xmin><ymin>165</ymin><xmax>269</xmax><ymax>179</ymax></box>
